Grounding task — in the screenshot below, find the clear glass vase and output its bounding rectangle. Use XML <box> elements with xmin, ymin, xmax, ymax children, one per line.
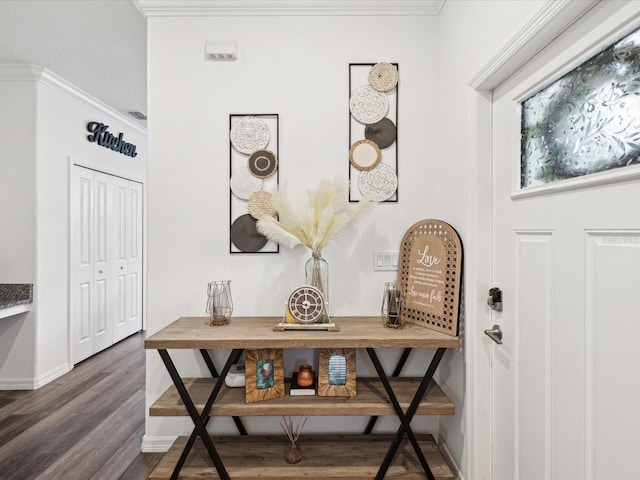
<box><xmin>305</xmin><ymin>250</ymin><xmax>329</xmax><ymax>316</ymax></box>
<box><xmin>206</xmin><ymin>280</ymin><xmax>233</xmax><ymax>326</ymax></box>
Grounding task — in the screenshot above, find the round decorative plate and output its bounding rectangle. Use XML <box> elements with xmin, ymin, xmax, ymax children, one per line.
<box><xmin>365</xmin><ymin>118</ymin><xmax>397</xmax><ymax>149</ymax></box>
<box><xmin>230</xmin><ymin>166</ymin><xmax>263</xmax><ymax>200</ymax></box>
<box><xmin>287</xmin><ymin>285</ymin><xmax>326</xmax><ymax>324</ymax></box>
<box><xmin>358</xmin><ymin>163</ymin><xmax>398</xmax><ymax>202</ymax></box>
<box><xmin>248</xmin><ymin>149</ymin><xmax>278</xmax><ymax>179</ymax></box>
<box><xmin>230</xmin><ymin>214</ymin><xmax>268</xmax><ymax>252</ymax></box>
<box><xmin>349</xmin><ymin>139</ymin><xmax>382</xmax><ymax>171</ymax></box>
<box><xmin>248</xmin><ymin>191</ymin><xmax>276</xmax><ymax>219</ymax></box>
<box><xmin>349</xmin><ymin>86</ymin><xmax>389</xmax><ymax>124</ymax></box>
<box><xmin>230</xmin><ymin>116</ymin><xmax>270</xmax><ymax>154</ymax></box>
<box><xmin>368</xmin><ymin>62</ymin><xmax>398</xmax><ymax>92</ymax></box>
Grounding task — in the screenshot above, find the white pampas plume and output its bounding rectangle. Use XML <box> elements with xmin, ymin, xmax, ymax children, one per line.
<box><xmin>256</xmin><ymin>216</ymin><xmax>303</xmax><ymax>249</ymax></box>
<box><xmin>256</xmin><ymin>177</ymin><xmax>371</xmax><ymax>252</ymax></box>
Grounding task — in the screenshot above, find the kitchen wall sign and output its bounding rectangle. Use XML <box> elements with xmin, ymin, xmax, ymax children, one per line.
<box><xmin>86</xmin><ymin>121</ymin><xmax>138</xmax><ymax>158</ymax></box>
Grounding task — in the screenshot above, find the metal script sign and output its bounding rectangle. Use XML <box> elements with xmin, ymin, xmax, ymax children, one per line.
<box><xmin>397</xmin><ymin>219</ymin><xmax>462</xmax><ymax>336</ymax></box>
<box><xmin>86</xmin><ymin>122</ymin><xmax>138</xmax><ymax>158</ymax></box>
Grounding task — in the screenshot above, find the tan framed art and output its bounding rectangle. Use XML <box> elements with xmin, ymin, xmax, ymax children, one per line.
<box><xmin>245</xmin><ymin>349</ymin><xmax>285</xmax><ymax>403</ymax></box>
<box><xmin>318</xmin><ymin>348</ymin><xmax>356</xmax><ymax>397</ymax></box>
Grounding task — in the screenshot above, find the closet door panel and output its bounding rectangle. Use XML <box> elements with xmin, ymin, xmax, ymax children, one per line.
<box><xmin>126</xmin><ymin>181</ymin><xmax>143</xmax><ymax>337</ymax></box>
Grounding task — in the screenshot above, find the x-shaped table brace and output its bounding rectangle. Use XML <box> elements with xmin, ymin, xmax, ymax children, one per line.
<box><xmin>158</xmin><ymin>348</ymin><xmax>244</xmax><ymax>480</ymax></box>
<box><xmin>366</xmin><ymin>347</ymin><xmax>447</xmax><ymax>480</ymax></box>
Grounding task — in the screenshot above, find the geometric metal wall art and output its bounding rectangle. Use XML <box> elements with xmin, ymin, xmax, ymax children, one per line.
<box><xmin>348</xmin><ymin>63</ymin><xmax>399</xmax><ymax>203</ymax></box>
<box><xmin>229</xmin><ymin>113</ymin><xmax>280</xmax><ymax>253</ymax></box>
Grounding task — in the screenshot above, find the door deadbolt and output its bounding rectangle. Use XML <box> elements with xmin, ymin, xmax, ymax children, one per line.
<box><xmin>487</xmin><ymin>287</ymin><xmax>503</xmax><ymax>311</ymax></box>
<box><xmin>484</xmin><ymin>324</ymin><xmax>503</xmax><ymax>344</ymax></box>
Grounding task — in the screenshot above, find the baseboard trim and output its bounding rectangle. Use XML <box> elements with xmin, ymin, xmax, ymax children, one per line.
<box><xmin>0</xmin><ymin>363</ymin><xmax>72</xmax><ymax>390</ymax></box>
<box><xmin>35</xmin><ymin>363</ymin><xmax>72</xmax><ymax>389</ymax></box>
<box><xmin>0</xmin><ymin>378</ymin><xmax>38</xmax><ymax>390</ymax></box>
<box><xmin>437</xmin><ymin>436</ymin><xmax>465</xmax><ymax>480</ymax></box>
<box><xmin>142</xmin><ymin>434</ymin><xmax>178</xmax><ymax>453</ymax></box>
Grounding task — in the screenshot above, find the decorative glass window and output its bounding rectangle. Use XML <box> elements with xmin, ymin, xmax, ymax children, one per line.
<box><xmin>521</xmin><ymin>27</ymin><xmax>640</xmax><ymax>188</ymax></box>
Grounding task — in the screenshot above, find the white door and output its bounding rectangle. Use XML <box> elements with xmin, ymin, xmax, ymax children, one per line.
<box><xmin>70</xmin><ymin>167</ymin><xmax>95</xmax><ymax>362</ymax></box>
<box><xmin>111</xmin><ymin>175</ymin><xmax>130</xmax><ymax>343</ymax></box>
<box><xmin>126</xmin><ymin>180</ymin><xmax>143</xmax><ymax>338</ymax></box>
<box><xmin>489</xmin><ymin>5</ymin><xmax>640</xmax><ymax>480</ymax></box>
<box><xmin>71</xmin><ymin>166</ymin><xmax>143</xmax><ymax>363</ymax></box>
<box><xmin>92</xmin><ymin>171</ymin><xmax>113</xmax><ymax>354</ymax></box>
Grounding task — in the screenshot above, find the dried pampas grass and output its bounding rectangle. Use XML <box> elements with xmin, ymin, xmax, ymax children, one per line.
<box><xmin>257</xmin><ymin>177</ymin><xmax>370</xmax><ymax>252</ymax></box>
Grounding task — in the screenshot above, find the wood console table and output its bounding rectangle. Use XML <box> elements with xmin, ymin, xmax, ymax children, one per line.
<box><xmin>145</xmin><ymin>316</ymin><xmax>459</xmax><ymax>480</ymax></box>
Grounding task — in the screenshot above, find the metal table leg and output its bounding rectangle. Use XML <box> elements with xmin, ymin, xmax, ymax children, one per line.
<box><xmin>366</xmin><ymin>347</ymin><xmax>447</xmax><ymax>480</ymax></box>
<box><xmin>199</xmin><ymin>349</ymin><xmax>247</xmax><ymax>435</ymax></box>
<box><xmin>158</xmin><ymin>348</ymin><xmax>243</xmax><ymax>480</ymax></box>
<box><xmin>364</xmin><ymin>347</ymin><xmax>412</xmax><ymax>434</ymax></box>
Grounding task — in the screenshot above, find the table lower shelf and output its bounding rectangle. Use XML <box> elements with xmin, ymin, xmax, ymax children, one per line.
<box><xmin>148</xmin><ymin>434</ymin><xmax>454</xmax><ymax>480</ymax></box>
<box><xmin>150</xmin><ymin>377</ymin><xmax>454</xmax><ymax>417</ymax></box>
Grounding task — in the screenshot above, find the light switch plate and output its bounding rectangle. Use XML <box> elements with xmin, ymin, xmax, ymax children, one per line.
<box><xmin>373</xmin><ymin>250</ymin><xmax>399</xmax><ymax>271</ymax></box>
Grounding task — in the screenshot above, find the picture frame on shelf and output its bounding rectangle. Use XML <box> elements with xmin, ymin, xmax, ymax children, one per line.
<box><xmin>318</xmin><ymin>348</ymin><xmax>356</xmax><ymax>397</ymax></box>
<box><xmin>245</xmin><ymin>349</ymin><xmax>285</xmax><ymax>403</ymax></box>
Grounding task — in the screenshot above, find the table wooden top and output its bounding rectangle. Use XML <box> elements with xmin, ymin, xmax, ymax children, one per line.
<box><xmin>144</xmin><ymin>316</ymin><xmax>460</xmax><ymax>350</ymax></box>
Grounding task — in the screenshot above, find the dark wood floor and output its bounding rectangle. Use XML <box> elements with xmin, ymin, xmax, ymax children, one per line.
<box><xmin>0</xmin><ymin>332</ymin><xmax>162</xmax><ymax>480</ymax></box>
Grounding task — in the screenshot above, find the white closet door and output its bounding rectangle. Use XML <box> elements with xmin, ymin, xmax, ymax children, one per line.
<box><xmin>111</xmin><ymin>176</ymin><xmax>130</xmax><ymax>343</ymax></box>
<box><xmin>126</xmin><ymin>180</ymin><xmax>143</xmax><ymax>337</ymax></box>
<box><xmin>92</xmin><ymin>171</ymin><xmax>113</xmax><ymax>353</ymax></box>
<box><xmin>71</xmin><ymin>166</ymin><xmax>144</xmax><ymax>363</ymax></box>
<box><xmin>71</xmin><ymin>167</ymin><xmax>95</xmax><ymax>363</ymax></box>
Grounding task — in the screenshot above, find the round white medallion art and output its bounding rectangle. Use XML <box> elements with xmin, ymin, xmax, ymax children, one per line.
<box><xmin>349</xmin><ymin>86</ymin><xmax>389</xmax><ymax>124</ymax></box>
<box><xmin>230</xmin><ymin>166</ymin><xmax>263</xmax><ymax>200</ymax></box>
<box><xmin>358</xmin><ymin>163</ymin><xmax>398</xmax><ymax>202</ymax></box>
<box><xmin>230</xmin><ymin>116</ymin><xmax>270</xmax><ymax>154</ymax></box>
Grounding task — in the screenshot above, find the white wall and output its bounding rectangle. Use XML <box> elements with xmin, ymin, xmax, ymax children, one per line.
<box><xmin>146</xmin><ymin>13</ymin><xmax>445</xmax><ymax>442</ymax></box>
<box><xmin>0</xmin><ymin>64</ymin><xmax>147</xmax><ymax>388</ymax></box>
<box><xmin>144</xmin><ymin>2</ymin><xmax>563</xmax><ymax>476</ymax></box>
<box><xmin>0</xmin><ymin>75</ymin><xmax>38</xmax><ymax>384</ymax></box>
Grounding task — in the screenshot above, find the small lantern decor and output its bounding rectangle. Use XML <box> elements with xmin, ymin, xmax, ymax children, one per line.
<box><xmin>381</xmin><ymin>281</ymin><xmax>404</xmax><ymax>329</ymax></box>
<box><xmin>206</xmin><ymin>280</ymin><xmax>233</xmax><ymax>326</ymax></box>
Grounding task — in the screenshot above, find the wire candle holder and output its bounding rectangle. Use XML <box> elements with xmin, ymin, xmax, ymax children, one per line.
<box><xmin>206</xmin><ymin>280</ymin><xmax>233</xmax><ymax>326</ymax></box>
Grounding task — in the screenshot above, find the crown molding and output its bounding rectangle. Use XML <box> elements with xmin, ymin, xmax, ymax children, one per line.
<box><xmin>468</xmin><ymin>0</ymin><xmax>599</xmax><ymax>91</ymax></box>
<box><xmin>133</xmin><ymin>0</ymin><xmax>446</xmax><ymax>17</ymax></box>
<box><xmin>0</xmin><ymin>64</ymin><xmax>147</xmax><ymax>135</ymax></box>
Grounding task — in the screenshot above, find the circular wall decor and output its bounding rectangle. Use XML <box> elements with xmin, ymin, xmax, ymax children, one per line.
<box><xmin>248</xmin><ymin>191</ymin><xmax>276</xmax><ymax>219</ymax></box>
<box><xmin>349</xmin><ymin>139</ymin><xmax>382</xmax><ymax>171</ymax></box>
<box><xmin>368</xmin><ymin>62</ymin><xmax>398</xmax><ymax>92</ymax></box>
<box><xmin>230</xmin><ymin>166</ymin><xmax>263</xmax><ymax>200</ymax></box>
<box><xmin>230</xmin><ymin>116</ymin><xmax>270</xmax><ymax>154</ymax></box>
<box><xmin>248</xmin><ymin>149</ymin><xmax>278</xmax><ymax>179</ymax></box>
<box><xmin>358</xmin><ymin>163</ymin><xmax>398</xmax><ymax>202</ymax></box>
<box><xmin>287</xmin><ymin>285</ymin><xmax>326</xmax><ymax>324</ymax></box>
<box><xmin>349</xmin><ymin>86</ymin><xmax>388</xmax><ymax>124</ymax></box>
<box><xmin>365</xmin><ymin>118</ymin><xmax>397</xmax><ymax>149</ymax></box>
<box><xmin>230</xmin><ymin>214</ymin><xmax>268</xmax><ymax>252</ymax></box>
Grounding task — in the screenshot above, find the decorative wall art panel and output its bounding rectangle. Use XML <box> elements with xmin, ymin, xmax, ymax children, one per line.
<box><xmin>521</xmin><ymin>27</ymin><xmax>640</xmax><ymax>188</ymax></box>
<box><xmin>229</xmin><ymin>114</ymin><xmax>279</xmax><ymax>253</ymax></box>
<box><xmin>396</xmin><ymin>219</ymin><xmax>463</xmax><ymax>336</ymax></box>
<box><xmin>349</xmin><ymin>63</ymin><xmax>398</xmax><ymax>202</ymax></box>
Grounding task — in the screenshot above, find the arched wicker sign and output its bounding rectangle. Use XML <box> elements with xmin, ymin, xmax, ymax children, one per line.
<box><xmin>397</xmin><ymin>219</ymin><xmax>462</xmax><ymax>336</ymax></box>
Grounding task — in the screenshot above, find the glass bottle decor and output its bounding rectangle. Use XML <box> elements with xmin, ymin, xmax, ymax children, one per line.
<box><xmin>206</xmin><ymin>280</ymin><xmax>233</xmax><ymax>326</ymax></box>
<box><xmin>381</xmin><ymin>281</ymin><xmax>404</xmax><ymax>329</ymax></box>
<box><xmin>305</xmin><ymin>250</ymin><xmax>329</xmax><ymax>316</ymax></box>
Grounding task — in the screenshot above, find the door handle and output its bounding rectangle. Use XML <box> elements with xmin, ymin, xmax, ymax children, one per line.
<box><xmin>484</xmin><ymin>324</ymin><xmax>503</xmax><ymax>344</ymax></box>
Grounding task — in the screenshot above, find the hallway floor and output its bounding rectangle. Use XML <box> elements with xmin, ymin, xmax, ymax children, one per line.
<box><xmin>0</xmin><ymin>333</ymin><xmax>162</xmax><ymax>479</ymax></box>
